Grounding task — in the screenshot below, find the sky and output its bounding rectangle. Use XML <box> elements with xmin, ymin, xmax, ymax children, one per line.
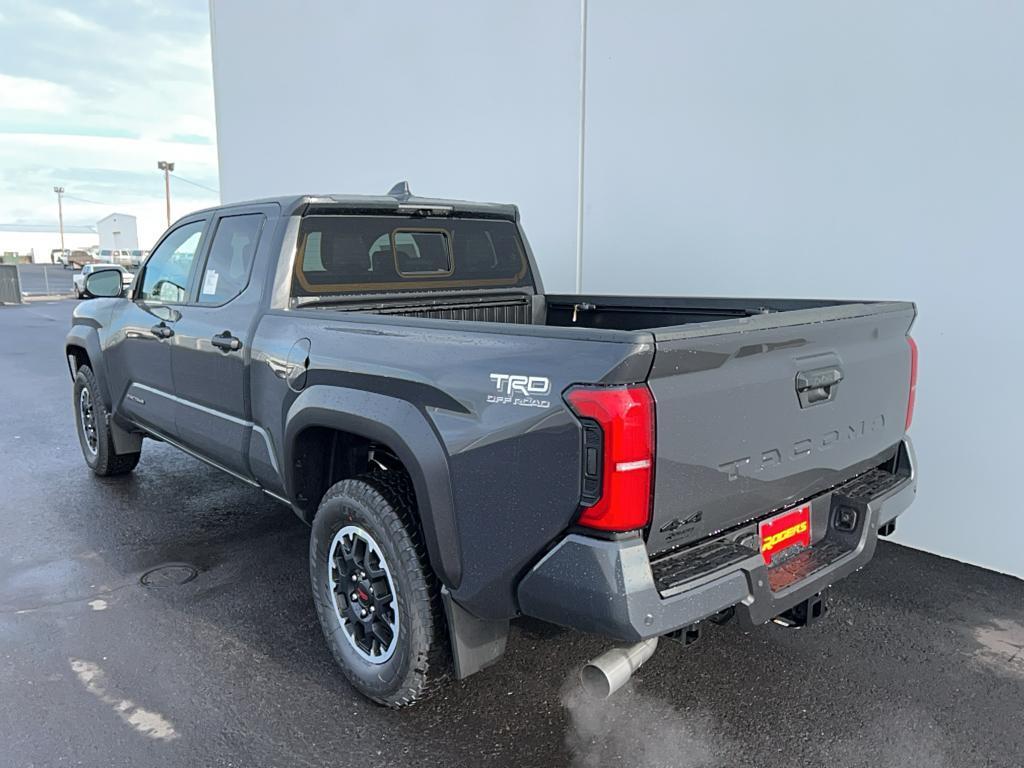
<box><xmin>0</xmin><ymin>0</ymin><xmax>220</xmax><ymax>247</ymax></box>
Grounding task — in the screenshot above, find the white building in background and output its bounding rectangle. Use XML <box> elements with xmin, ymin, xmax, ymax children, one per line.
<box><xmin>209</xmin><ymin>1</ymin><xmax>1024</xmax><ymax>578</ymax></box>
<box><xmin>97</xmin><ymin>213</ymin><xmax>140</xmax><ymax>261</ymax></box>
<box><xmin>0</xmin><ymin>223</ymin><xmax>97</xmax><ymax>263</ymax></box>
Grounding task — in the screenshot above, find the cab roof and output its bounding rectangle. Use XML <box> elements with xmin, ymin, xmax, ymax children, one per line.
<box><xmin>189</xmin><ymin>182</ymin><xmax>519</xmax><ymax>222</ymax></box>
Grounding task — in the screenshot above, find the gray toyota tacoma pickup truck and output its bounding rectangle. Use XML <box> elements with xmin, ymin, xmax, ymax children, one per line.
<box><xmin>67</xmin><ymin>184</ymin><xmax>918</xmax><ymax>707</ymax></box>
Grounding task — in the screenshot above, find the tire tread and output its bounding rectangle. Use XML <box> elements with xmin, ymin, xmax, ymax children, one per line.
<box><xmin>313</xmin><ymin>470</ymin><xmax>451</xmax><ymax>707</ymax></box>
<box><xmin>74</xmin><ymin>365</ymin><xmax>141</xmax><ymax>476</ymax></box>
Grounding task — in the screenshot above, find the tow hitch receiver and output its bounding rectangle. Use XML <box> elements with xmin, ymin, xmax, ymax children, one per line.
<box><xmin>772</xmin><ymin>592</ymin><xmax>828</xmax><ymax>628</ymax></box>
<box><xmin>665</xmin><ymin>623</ymin><xmax>701</xmax><ymax>647</ymax></box>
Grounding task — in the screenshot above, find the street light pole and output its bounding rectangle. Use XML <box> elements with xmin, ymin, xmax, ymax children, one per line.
<box><xmin>53</xmin><ymin>186</ymin><xmax>65</xmax><ymax>263</ymax></box>
<box><xmin>157</xmin><ymin>160</ymin><xmax>174</xmax><ymax>227</ymax></box>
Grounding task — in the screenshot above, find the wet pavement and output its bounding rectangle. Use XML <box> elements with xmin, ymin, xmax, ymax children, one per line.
<box><xmin>1</xmin><ymin>299</ymin><xmax>1022</xmax><ymax>768</ymax></box>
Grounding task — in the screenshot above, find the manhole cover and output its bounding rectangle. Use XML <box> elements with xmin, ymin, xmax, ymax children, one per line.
<box><xmin>140</xmin><ymin>563</ymin><xmax>199</xmax><ymax>588</ymax></box>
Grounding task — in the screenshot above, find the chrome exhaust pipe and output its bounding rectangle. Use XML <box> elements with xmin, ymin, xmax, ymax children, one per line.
<box><xmin>580</xmin><ymin>637</ymin><xmax>659</xmax><ymax>698</ymax></box>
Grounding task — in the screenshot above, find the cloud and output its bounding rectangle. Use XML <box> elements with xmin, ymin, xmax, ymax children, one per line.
<box><xmin>0</xmin><ymin>73</ymin><xmax>77</xmax><ymax>114</ymax></box>
<box><xmin>50</xmin><ymin>7</ymin><xmax>103</xmax><ymax>33</ymax></box>
<box><xmin>0</xmin><ymin>0</ymin><xmax>219</xmax><ymax>247</ymax></box>
<box><xmin>0</xmin><ymin>132</ymin><xmax>218</xmax><ymax>245</ymax></box>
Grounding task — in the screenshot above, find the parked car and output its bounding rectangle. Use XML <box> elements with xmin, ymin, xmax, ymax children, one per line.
<box><xmin>66</xmin><ymin>186</ymin><xmax>919</xmax><ymax>708</ymax></box>
<box><xmin>67</xmin><ymin>250</ymin><xmax>98</xmax><ymax>270</ymax></box>
<box><xmin>97</xmin><ymin>249</ymin><xmax>134</xmax><ymax>267</ymax></box>
<box><xmin>73</xmin><ymin>263</ymin><xmax>133</xmax><ymax>298</ymax></box>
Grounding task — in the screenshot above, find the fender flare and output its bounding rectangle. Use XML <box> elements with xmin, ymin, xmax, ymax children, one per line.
<box><xmin>65</xmin><ymin>325</ymin><xmax>111</xmax><ymax>408</ymax></box>
<box><xmin>284</xmin><ymin>385</ymin><xmax>462</xmax><ymax>589</ymax></box>
<box><xmin>65</xmin><ymin>325</ymin><xmax>142</xmax><ymax>454</ymax></box>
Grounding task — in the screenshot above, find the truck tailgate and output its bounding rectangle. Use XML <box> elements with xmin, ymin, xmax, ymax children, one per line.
<box><xmin>646</xmin><ymin>302</ymin><xmax>916</xmax><ymax>555</ymax></box>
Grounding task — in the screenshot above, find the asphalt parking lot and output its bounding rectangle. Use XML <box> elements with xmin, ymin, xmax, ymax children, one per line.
<box><xmin>1</xmin><ymin>300</ymin><xmax>1022</xmax><ymax>768</ymax></box>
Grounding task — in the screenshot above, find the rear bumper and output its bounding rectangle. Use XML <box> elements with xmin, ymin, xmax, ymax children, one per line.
<box><xmin>517</xmin><ymin>439</ymin><xmax>917</xmax><ymax>642</ymax></box>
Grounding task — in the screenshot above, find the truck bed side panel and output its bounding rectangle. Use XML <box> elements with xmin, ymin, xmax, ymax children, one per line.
<box><xmin>249</xmin><ymin>310</ymin><xmax>654</xmax><ymax>619</ymax></box>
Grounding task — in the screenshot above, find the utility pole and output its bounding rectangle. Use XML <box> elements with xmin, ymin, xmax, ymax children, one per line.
<box><xmin>575</xmin><ymin>0</ymin><xmax>588</xmax><ymax>293</ymax></box>
<box><xmin>53</xmin><ymin>186</ymin><xmax>65</xmax><ymax>263</ymax></box>
<box><xmin>157</xmin><ymin>160</ymin><xmax>174</xmax><ymax>227</ymax></box>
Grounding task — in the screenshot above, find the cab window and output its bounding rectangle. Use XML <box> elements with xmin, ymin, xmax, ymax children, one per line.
<box><xmin>294</xmin><ymin>215</ymin><xmax>530</xmax><ymax>296</ymax></box>
<box><xmin>138</xmin><ymin>220</ymin><xmax>205</xmax><ymax>303</ymax></box>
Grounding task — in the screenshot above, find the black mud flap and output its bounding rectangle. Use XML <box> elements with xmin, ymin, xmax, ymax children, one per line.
<box><xmin>441</xmin><ymin>587</ymin><xmax>508</xmax><ymax>679</ymax></box>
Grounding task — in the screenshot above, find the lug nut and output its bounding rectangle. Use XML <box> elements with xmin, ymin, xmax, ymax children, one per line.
<box><xmin>359</xmin><ymin>571</ymin><xmax>366</xmax><ymax>579</ymax></box>
<box><xmin>360</xmin><ymin>608</ymin><xmax>368</xmax><ymax>618</ymax></box>
<box><xmin>350</xmin><ymin>574</ymin><xmax>358</xmax><ymax>582</ymax></box>
<box><xmin>369</xmin><ymin>605</ymin><xmax>375</xmax><ymax>613</ymax></box>
<box><xmin>350</xmin><ymin>592</ymin><xmax>358</xmax><ymax>602</ymax></box>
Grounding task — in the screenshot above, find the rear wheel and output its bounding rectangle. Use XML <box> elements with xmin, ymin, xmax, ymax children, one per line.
<box><xmin>73</xmin><ymin>365</ymin><xmax>140</xmax><ymax>476</ymax></box>
<box><xmin>309</xmin><ymin>471</ymin><xmax>450</xmax><ymax>707</ymax></box>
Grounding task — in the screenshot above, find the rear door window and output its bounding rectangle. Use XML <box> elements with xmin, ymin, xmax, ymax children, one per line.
<box><xmin>196</xmin><ymin>213</ymin><xmax>264</xmax><ymax>305</ymax></box>
<box><xmin>294</xmin><ymin>215</ymin><xmax>531</xmax><ymax>296</ymax></box>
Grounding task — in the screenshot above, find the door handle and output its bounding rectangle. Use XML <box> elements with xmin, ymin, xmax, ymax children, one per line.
<box><xmin>211</xmin><ymin>331</ymin><xmax>242</xmax><ymax>352</ymax></box>
<box><xmin>150</xmin><ymin>323</ymin><xmax>174</xmax><ymax>339</ymax></box>
<box><xmin>796</xmin><ymin>366</ymin><xmax>843</xmax><ymax>407</ymax></box>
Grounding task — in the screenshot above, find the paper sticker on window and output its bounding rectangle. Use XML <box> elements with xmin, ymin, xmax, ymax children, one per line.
<box><xmin>202</xmin><ymin>269</ymin><xmax>219</xmax><ymax>295</ymax></box>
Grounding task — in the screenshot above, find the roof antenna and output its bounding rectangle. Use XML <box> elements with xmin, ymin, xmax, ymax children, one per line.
<box><xmin>387</xmin><ymin>181</ymin><xmax>411</xmax><ymax>201</ymax></box>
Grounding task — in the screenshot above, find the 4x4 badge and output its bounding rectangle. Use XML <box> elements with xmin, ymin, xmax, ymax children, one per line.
<box><xmin>659</xmin><ymin>511</ymin><xmax>703</xmax><ymax>533</ymax></box>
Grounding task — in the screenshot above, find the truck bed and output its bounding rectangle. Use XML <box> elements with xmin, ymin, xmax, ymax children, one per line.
<box><xmin>310</xmin><ymin>289</ymin><xmax>915</xmax><ymax>557</ymax></box>
<box><xmin>311</xmin><ymin>290</ymin><xmax>874</xmax><ymax>333</ymax></box>
<box><xmin>544</xmin><ymin>294</ymin><xmax>853</xmax><ymax>331</ymax></box>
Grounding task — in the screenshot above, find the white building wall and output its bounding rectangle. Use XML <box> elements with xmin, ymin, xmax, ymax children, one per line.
<box><xmin>210</xmin><ymin>0</ymin><xmax>583</xmax><ymax>291</ymax></box>
<box><xmin>580</xmin><ymin>2</ymin><xmax>1023</xmax><ymax>578</ymax></box>
<box><xmin>97</xmin><ymin>214</ymin><xmax>139</xmax><ymax>253</ymax></box>
<box><xmin>210</xmin><ymin>1</ymin><xmax>1024</xmax><ymax>577</ymax></box>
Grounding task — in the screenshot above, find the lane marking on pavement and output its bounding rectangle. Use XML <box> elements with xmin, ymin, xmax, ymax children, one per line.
<box><xmin>69</xmin><ymin>658</ymin><xmax>179</xmax><ymax>741</ymax></box>
<box><xmin>1</xmin><ymin>582</ymin><xmax>132</xmax><ymax>615</ymax></box>
<box><xmin>973</xmin><ymin>619</ymin><xmax>1024</xmax><ymax>679</ymax></box>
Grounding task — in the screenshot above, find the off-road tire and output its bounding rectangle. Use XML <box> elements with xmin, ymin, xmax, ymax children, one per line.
<box><xmin>73</xmin><ymin>365</ymin><xmax>141</xmax><ymax>476</ymax></box>
<box><xmin>309</xmin><ymin>470</ymin><xmax>451</xmax><ymax>707</ymax></box>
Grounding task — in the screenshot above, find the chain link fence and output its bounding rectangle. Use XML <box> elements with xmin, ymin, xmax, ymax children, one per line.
<box><xmin>11</xmin><ymin>264</ymin><xmax>76</xmax><ymax>301</ymax></box>
<box><xmin>1</xmin><ymin>263</ymin><xmax>128</xmax><ymax>304</ymax></box>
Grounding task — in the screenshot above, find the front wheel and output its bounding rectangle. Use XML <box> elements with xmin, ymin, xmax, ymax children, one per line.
<box><xmin>309</xmin><ymin>471</ymin><xmax>451</xmax><ymax>707</ymax></box>
<box><xmin>73</xmin><ymin>365</ymin><xmax>141</xmax><ymax>476</ymax></box>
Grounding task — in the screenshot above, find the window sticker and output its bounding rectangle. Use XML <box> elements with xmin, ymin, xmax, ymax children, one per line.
<box><xmin>201</xmin><ymin>269</ymin><xmax>219</xmax><ymax>295</ymax></box>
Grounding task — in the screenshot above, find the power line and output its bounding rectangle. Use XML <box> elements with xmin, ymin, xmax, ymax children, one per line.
<box><xmin>170</xmin><ymin>173</ymin><xmax>219</xmax><ymax>195</ymax></box>
<box><xmin>63</xmin><ymin>193</ymin><xmax>108</xmax><ymax>206</ymax></box>
<box><xmin>54</xmin><ymin>174</ymin><xmax>218</xmax><ymax>217</ymax></box>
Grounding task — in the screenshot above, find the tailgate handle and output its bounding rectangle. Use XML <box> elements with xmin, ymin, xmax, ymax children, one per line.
<box><xmin>796</xmin><ymin>366</ymin><xmax>843</xmax><ymax>407</ymax></box>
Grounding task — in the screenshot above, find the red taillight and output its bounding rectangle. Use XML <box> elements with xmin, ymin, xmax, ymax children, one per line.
<box><xmin>905</xmin><ymin>336</ymin><xmax>918</xmax><ymax>431</ymax></box>
<box><xmin>565</xmin><ymin>385</ymin><xmax>655</xmax><ymax>532</ymax></box>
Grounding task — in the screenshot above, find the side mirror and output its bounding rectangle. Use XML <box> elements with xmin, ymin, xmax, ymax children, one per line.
<box><xmin>84</xmin><ymin>268</ymin><xmax>125</xmax><ymax>299</ymax></box>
